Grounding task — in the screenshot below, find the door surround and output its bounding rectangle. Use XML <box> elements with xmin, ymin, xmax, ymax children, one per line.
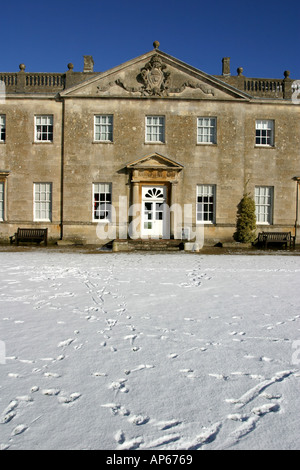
<box><xmin>126</xmin><ymin>153</ymin><xmax>183</xmax><ymax>239</ymax></box>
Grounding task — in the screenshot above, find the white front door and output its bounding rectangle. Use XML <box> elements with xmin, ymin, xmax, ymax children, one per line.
<box><xmin>141</xmin><ymin>186</ymin><xmax>167</xmax><ymax>238</ymax></box>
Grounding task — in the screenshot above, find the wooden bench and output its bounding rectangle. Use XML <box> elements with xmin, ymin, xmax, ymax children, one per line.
<box><xmin>10</xmin><ymin>228</ymin><xmax>48</xmax><ymax>246</ymax></box>
<box><xmin>258</xmin><ymin>231</ymin><xmax>295</xmax><ymax>249</ymax></box>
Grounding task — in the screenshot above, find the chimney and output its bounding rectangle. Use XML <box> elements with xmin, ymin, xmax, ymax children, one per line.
<box><xmin>222</xmin><ymin>57</ymin><xmax>230</xmax><ymax>76</ymax></box>
<box><xmin>83</xmin><ymin>55</ymin><xmax>94</xmax><ymax>73</ymax></box>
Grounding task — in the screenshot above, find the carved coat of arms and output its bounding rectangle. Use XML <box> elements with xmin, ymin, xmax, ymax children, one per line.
<box><xmin>140</xmin><ymin>54</ymin><xmax>170</xmax><ymax>96</ymax></box>
<box><xmin>98</xmin><ymin>53</ymin><xmax>215</xmax><ymax>98</ymax></box>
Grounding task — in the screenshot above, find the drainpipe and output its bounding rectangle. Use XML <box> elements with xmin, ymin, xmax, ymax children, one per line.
<box><xmin>293</xmin><ymin>177</ymin><xmax>300</xmax><ymax>244</ymax></box>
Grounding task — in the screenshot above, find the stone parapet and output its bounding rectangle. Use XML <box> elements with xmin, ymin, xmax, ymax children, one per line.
<box><xmin>0</xmin><ymin>56</ymin><xmax>295</xmax><ymax>100</ymax></box>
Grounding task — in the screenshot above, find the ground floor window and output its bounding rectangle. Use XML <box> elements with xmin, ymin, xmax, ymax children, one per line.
<box><xmin>93</xmin><ymin>183</ymin><xmax>112</xmax><ymax>221</ymax></box>
<box><xmin>34</xmin><ymin>183</ymin><xmax>52</xmax><ymax>221</ymax></box>
<box><xmin>255</xmin><ymin>186</ymin><xmax>273</xmax><ymax>224</ymax></box>
<box><xmin>196</xmin><ymin>184</ymin><xmax>216</xmax><ymax>223</ymax></box>
<box><xmin>0</xmin><ymin>182</ymin><xmax>4</xmax><ymax>220</ymax></box>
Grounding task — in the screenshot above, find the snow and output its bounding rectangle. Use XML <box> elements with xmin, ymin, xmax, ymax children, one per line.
<box><xmin>0</xmin><ymin>249</ymin><xmax>299</xmax><ymax>450</ymax></box>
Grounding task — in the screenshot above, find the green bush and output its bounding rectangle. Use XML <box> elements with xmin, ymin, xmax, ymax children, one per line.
<box><xmin>234</xmin><ymin>193</ymin><xmax>257</xmax><ymax>243</ymax></box>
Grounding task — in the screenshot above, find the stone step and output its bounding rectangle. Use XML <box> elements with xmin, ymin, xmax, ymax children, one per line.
<box><xmin>112</xmin><ymin>239</ymin><xmax>184</xmax><ymax>252</ymax></box>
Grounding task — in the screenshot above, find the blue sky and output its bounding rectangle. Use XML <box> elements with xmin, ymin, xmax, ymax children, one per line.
<box><xmin>1</xmin><ymin>0</ymin><xmax>299</xmax><ymax>79</ymax></box>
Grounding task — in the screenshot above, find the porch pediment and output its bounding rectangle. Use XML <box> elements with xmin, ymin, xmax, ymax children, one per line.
<box><xmin>127</xmin><ymin>153</ymin><xmax>183</xmax><ymax>183</ymax></box>
<box><xmin>126</xmin><ymin>153</ymin><xmax>184</xmax><ymax>170</ymax></box>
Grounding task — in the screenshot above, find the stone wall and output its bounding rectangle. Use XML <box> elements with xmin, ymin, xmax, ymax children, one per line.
<box><xmin>0</xmin><ymin>49</ymin><xmax>299</xmax><ymax>245</ymax></box>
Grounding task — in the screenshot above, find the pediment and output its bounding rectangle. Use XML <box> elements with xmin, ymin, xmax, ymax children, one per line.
<box><xmin>60</xmin><ymin>50</ymin><xmax>250</xmax><ymax>101</ymax></box>
<box><xmin>126</xmin><ymin>153</ymin><xmax>184</xmax><ymax>170</ymax></box>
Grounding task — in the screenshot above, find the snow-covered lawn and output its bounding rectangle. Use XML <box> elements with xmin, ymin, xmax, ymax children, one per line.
<box><xmin>0</xmin><ymin>250</ymin><xmax>299</xmax><ymax>450</ymax></box>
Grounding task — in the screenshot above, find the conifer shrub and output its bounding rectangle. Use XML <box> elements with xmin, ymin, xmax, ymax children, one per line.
<box><xmin>234</xmin><ymin>193</ymin><xmax>257</xmax><ymax>243</ymax></box>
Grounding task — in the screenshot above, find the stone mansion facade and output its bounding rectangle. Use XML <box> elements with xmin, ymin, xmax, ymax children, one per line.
<box><xmin>0</xmin><ymin>42</ymin><xmax>299</xmax><ymax>247</ymax></box>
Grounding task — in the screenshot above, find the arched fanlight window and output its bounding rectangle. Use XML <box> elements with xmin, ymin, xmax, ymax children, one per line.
<box><xmin>144</xmin><ymin>187</ymin><xmax>164</xmax><ymax>199</ymax></box>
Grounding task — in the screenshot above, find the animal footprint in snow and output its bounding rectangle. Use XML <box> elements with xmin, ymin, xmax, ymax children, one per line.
<box><xmin>58</xmin><ymin>392</ymin><xmax>81</xmax><ymax>405</ymax></box>
<box><xmin>128</xmin><ymin>414</ymin><xmax>150</xmax><ymax>426</ymax></box>
<box><xmin>0</xmin><ymin>400</ymin><xmax>18</xmax><ymax>424</ymax></box>
<box><xmin>115</xmin><ymin>430</ymin><xmax>125</xmax><ymax>444</ymax></box>
<box><xmin>42</xmin><ymin>389</ymin><xmax>60</xmax><ymax>396</ymax></box>
<box><xmin>180</xmin><ymin>369</ymin><xmax>196</xmax><ymax>379</ymax></box>
<box><xmin>116</xmin><ymin>436</ymin><xmax>144</xmax><ymax>450</ymax></box>
<box><xmin>131</xmin><ymin>364</ymin><xmax>154</xmax><ymax>374</ymax></box>
<box><xmin>154</xmin><ymin>419</ymin><xmax>182</xmax><ymax>431</ymax></box>
<box><xmin>168</xmin><ymin>353</ymin><xmax>178</xmax><ymax>359</ymax></box>
<box><xmin>44</xmin><ymin>372</ymin><xmax>61</xmax><ymax>378</ymax></box>
<box><xmin>124</xmin><ymin>334</ymin><xmax>137</xmax><ymax>345</ymax></box>
<box><xmin>101</xmin><ymin>403</ymin><xmax>130</xmax><ymax>416</ymax></box>
<box><xmin>92</xmin><ymin>372</ymin><xmax>107</xmax><ymax>377</ymax></box>
<box><xmin>209</xmin><ymin>373</ymin><xmax>228</xmax><ymax>381</ymax></box>
<box><xmin>109</xmin><ymin>379</ymin><xmax>129</xmax><ymax>394</ymax></box>
<box><xmin>11</xmin><ymin>424</ymin><xmax>28</xmax><ymax>436</ymax></box>
<box><xmin>251</xmin><ymin>403</ymin><xmax>280</xmax><ymax>416</ymax></box>
<box><xmin>57</xmin><ymin>338</ymin><xmax>74</xmax><ymax>348</ymax></box>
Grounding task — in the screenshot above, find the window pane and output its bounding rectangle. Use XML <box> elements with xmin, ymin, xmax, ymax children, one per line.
<box><xmin>34</xmin><ymin>183</ymin><xmax>52</xmax><ymax>221</ymax></box>
<box><xmin>0</xmin><ymin>115</ymin><xmax>6</xmax><ymax>142</ymax></box>
<box><xmin>255</xmin><ymin>186</ymin><xmax>273</xmax><ymax>224</ymax></box>
<box><xmin>145</xmin><ymin>116</ymin><xmax>165</xmax><ymax>142</ymax></box>
<box><xmin>94</xmin><ymin>115</ymin><xmax>113</xmax><ymax>141</ymax></box>
<box><xmin>255</xmin><ymin>120</ymin><xmax>274</xmax><ymax>146</ymax></box>
<box><xmin>35</xmin><ymin>116</ymin><xmax>53</xmax><ymax>142</ymax></box>
<box><xmin>197</xmin><ymin>185</ymin><xmax>215</xmax><ymax>222</ymax></box>
<box><xmin>197</xmin><ymin>117</ymin><xmax>216</xmax><ymax>144</ymax></box>
<box><xmin>0</xmin><ymin>182</ymin><xmax>4</xmax><ymax>220</ymax></box>
<box><xmin>93</xmin><ymin>183</ymin><xmax>112</xmax><ymax>221</ymax></box>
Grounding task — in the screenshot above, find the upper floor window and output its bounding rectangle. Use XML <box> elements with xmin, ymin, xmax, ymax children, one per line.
<box><xmin>0</xmin><ymin>182</ymin><xmax>4</xmax><ymax>221</ymax></box>
<box><xmin>255</xmin><ymin>120</ymin><xmax>274</xmax><ymax>146</ymax></box>
<box><xmin>197</xmin><ymin>117</ymin><xmax>217</xmax><ymax>144</ymax></box>
<box><xmin>34</xmin><ymin>183</ymin><xmax>52</xmax><ymax>221</ymax></box>
<box><xmin>145</xmin><ymin>116</ymin><xmax>165</xmax><ymax>143</ymax></box>
<box><xmin>196</xmin><ymin>184</ymin><xmax>216</xmax><ymax>223</ymax></box>
<box><xmin>0</xmin><ymin>115</ymin><xmax>5</xmax><ymax>142</ymax></box>
<box><xmin>35</xmin><ymin>116</ymin><xmax>53</xmax><ymax>142</ymax></box>
<box><xmin>93</xmin><ymin>183</ymin><xmax>112</xmax><ymax>222</ymax></box>
<box><xmin>94</xmin><ymin>115</ymin><xmax>113</xmax><ymax>142</ymax></box>
<box><xmin>255</xmin><ymin>186</ymin><xmax>273</xmax><ymax>224</ymax></box>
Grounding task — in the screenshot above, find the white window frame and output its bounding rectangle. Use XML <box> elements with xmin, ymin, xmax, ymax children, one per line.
<box><xmin>93</xmin><ymin>183</ymin><xmax>112</xmax><ymax>222</ymax></box>
<box><xmin>0</xmin><ymin>182</ymin><xmax>4</xmax><ymax>221</ymax></box>
<box><xmin>94</xmin><ymin>115</ymin><xmax>113</xmax><ymax>142</ymax></box>
<box><xmin>197</xmin><ymin>117</ymin><xmax>217</xmax><ymax>144</ymax></box>
<box><xmin>35</xmin><ymin>115</ymin><xmax>53</xmax><ymax>142</ymax></box>
<box><xmin>34</xmin><ymin>183</ymin><xmax>52</xmax><ymax>221</ymax></box>
<box><xmin>145</xmin><ymin>116</ymin><xmax>165</xmax><ymax>143</ymax></box>
<box><xmin>196</xmin><ymin>184</ymin><xmax>216</xmax><ymax>224</ymax></box>
<box><xmin>255</xmin><ymin>120</ymin><xmax>274</xmax><ymax>147</ymax></box>
<box><xmin>0</xmin><ymin>115</ymin><xmax>6</xmax><ymax>142</ymax></box>
<box><xmin>255</xmin><ymin>186</ymin><xmax>273</xmax><ymax>224</ymax></box>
